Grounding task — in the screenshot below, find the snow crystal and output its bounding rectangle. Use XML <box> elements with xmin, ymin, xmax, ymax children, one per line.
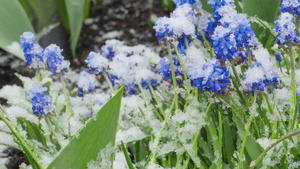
<box><xmin>116</xmin><ymin>126</ymin><xmax>146</xmax><ymax>145</ymax></box>
<box><xmin>87</xmin><ymin>143</ymin><xmax>115</xmax><ymax>169</ymax></box>
<box><xmin>7</xmin><ymin>41</ymin><xmax>24</xmax><ymax>61</ymax></box>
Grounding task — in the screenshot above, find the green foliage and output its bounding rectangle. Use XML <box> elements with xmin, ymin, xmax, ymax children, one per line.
<box><xmin>47</xmin><ymin>86</ymin><xmax>124</xmax><ymax>169</ymax></box>
<box><xmin>121</xmin><ymin>141</ymin><xmax>136</xmax><ymax>169</ymax></box>
<box><xmin>19</xmin><ymin>0</ymin><xmax>57</xmax><ymax>31</ymax></box>
<box><xmin>242</xmin><ymin>0</ymin><xmax>281</xmax><ymax>47</ymax></box>
<box><xmin>64</xmin><ymin>0</ymin><xmax>86</xmax><ymax>56</ymax></box>
<box><xmin>0</xmin><ymin>0</ymin><xmax>34</xmax><ymax>60</ymax></box>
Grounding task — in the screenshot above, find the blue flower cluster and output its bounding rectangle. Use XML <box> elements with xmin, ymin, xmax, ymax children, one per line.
<box><xmin>153</xmin><ymin>3</ymin><xmax>198</xmax><ymax>54</ymax></box>
<box><xmin>212</xmin><ymin>26</ymin><xmax>237</xmax><ymax>62</ymax></box>
<box><xmin>281</xmin><ymin>0</ymin><xmax>300</xmax><ymax>18</ymax></box>
<box><xmin>156</xmin><ymin>56</ymin><xmax>183</xmax><ymax>86</ymax></box>
<box><xmin>187</xmin><ymin>59</ymin><xmax>231</xmax><ymax>95</ymax></box>
<box><xmin>77</xmin><ymin>71</ymin><xmax>96</xmax><ymax>97</ymax></box>
<box><xmin>44</xmin><ymin>44</ymin><xmax>70</xmax><ymax>73</ymax></box>
<box><xmin>231</xmin><ymin>14</ymin><xmax>255</xmax><ymax>49</ymax></box>
<box><xmin>85</xmin><ymin>51</ymin><xmax>109</xmax><ymax>75</ymax></box>
<box><xmin>204</xmin><ymin>0</ymin><xmax>231</xmax><ymax>42</ymax></box>
<box><xmin>243</xmin><ymin>62</ymin><xmax>282</xmax><ymax>96</ymax></box>
<box><xmin>28</xmin><ymin>84</ymin><xmax>55</xmax><ymax>116</ymax></box>
<box><xmin>274</xmin><ymin>12</ymin><xmax>300</xmax><ymax>46</ymax></box>
<box><xmin>20</xmin><ymin>32</ymin><xmax>70</xmax><ymax>73</ymax></box>
<box><xmin>20</xmin><ymin>32</ymin><xmax>45</xmax><ymax>68</ymax></box>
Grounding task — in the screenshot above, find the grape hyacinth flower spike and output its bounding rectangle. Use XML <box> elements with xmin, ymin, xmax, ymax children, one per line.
<box><xmin>28</xmin><ymin>84</ymin><xmax>55</xmax><ymax>119</ymax></box>
<box><xmin>156</xmin><ymin>56</ymin><xmax>184</xmax><ymax>86</ymax></box>
<box><xmin>153</xmin><ymin>3</ymin><xmax>198</xmax><ymax>54</ymax></box>
<box><xmin>187</xmin><ymin>59</ymin><xmax>232</xmax><ymax>98</ymax></box>
<box><xmin>20</xmin><ymin>32</ymin><xmax>46</xmax><ymax>69</ymax></box>
<box><xmin>44</xmin><ymin>44</ymin><xmax>70</xmax><ymax>74</ymax></box>
<box><xmin>77</xmin><ymin>71</ymin><xmax>96</xmax><ymax>97</ymax></box>
<box><xmin>274</xmin><ymin>12</ymin><xmax>300</xmax><ymax>47</ymax></box>
<box><xmin>281</xmin><ymin>0</ymin><xmax>300</xmax><ymax>18</ymax></box>
<box><xmin>212</xmin><ymin>26</ymin><xmax>237</xmax><ymax>63</ymax></box>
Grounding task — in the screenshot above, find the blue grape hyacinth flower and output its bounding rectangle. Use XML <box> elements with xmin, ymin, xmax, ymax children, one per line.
<box><xmin>77</xmin><ymin>71</ymin><xmax>96</xmax><ymax>97</ymax></box>
<box><xmin>230</xmin><ymin>14</ymin><xmax>255</xmax><ymax>49</ymax></box>
<box><xmin>156</xmin><ymin>56</ymin><xmax>183</xmax><ymax>86</ymax></box>
<box><xmin>242</xmin><ymin>62</ymin><xmax>282</xmax><ymax>96</ymax></box>
<box><xmin>28</xmin><ymin>84</ymin><xmax>55</xmax><ymax>117</ymax></box>
<box><xmin>274</xmin><ymin>12</ymin><xmax>300</xmax><ymax>46</ymax></box>
<box><xmin>188</xmin><ymin>59</ymin><xmax>232</xmax><ymax>96</ymax></box>
<box><xmin>85</xmin><ymin>51</ymin><xmax>109</xmax><ymax>75</ymax></box>
<box><xmin>44</xmin><ymin>44</ymin><xmax>70</xmax><ymax>73</ymax></box>
<box><xmin>153</xmin><ymin>3</ymin><xmax>197</xmax><ymax>53</ymax></box>
<box><xmin>212</xmin><ymin>26</ymin><xmax>237</xmax><ymax>62</ymax></box>
<box><xmin>20</xmin><ymin>32</ymin><xmax>46</xmax><ymax>68</ymax></box>
<box><xmin>281</xmin><ymin>0</ymin><xmax>300</xmax><ymax>18</ymax></box>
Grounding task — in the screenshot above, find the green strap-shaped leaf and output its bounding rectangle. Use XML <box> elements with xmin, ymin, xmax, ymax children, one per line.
<box><xmin>121</xmin><ymin>141</ymin><xmax>135</xmax><ymax>169</ymax></box>
<box><xmin>64</xmin><ymin>0</ymin><xmax>85</xmax><ymax>56</ymax></box>
<box><xmin>47</xmin><ymin>86</ymin><xmax>124</xmax><ymax>169</ymax></box>
<box><xmin>0</xmin><ymin>0</ymin><xmax>34</xmax><ymax>60</ymax></box>
<box><xmin>233</xmin><ymin>113</ymin><xmax>263</xmax><ymax>168</ymax></box>
<box><xmin>242</xmin><ymin>0</ymin><xmax>281</xmax><ymax>46</ymax></box>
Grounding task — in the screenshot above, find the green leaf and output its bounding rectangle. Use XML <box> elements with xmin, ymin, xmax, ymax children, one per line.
<box><xmin>242</xmin><ymin>0</ymin><xmax>281</xmax><ymax>46</ymax></box>
<box><xmin>21</xmin><ymin>118</ymin><xmax>47</xmax><ymax>147</ymax></box>
<box><xmin>223</xmin><ymin>120</ymin><xmax>235</xmax><ymax>166</ymax></box>
<box><xmin>64</xmin><ymin>0</ymin><xmax>86</xmax><ymax>56</ymax></box>
<box><xmin>47</xmin><ymin>86</ymin><xmax>124</xmax><ymax>169</ymax></box>
<box><xmin>121</xmin><ymin>141</ymin><xmax>135</xmax><ymax>169</ymax></box>
<box><xmin>19</xmin><ymin>0</ymin><xmax>56</xmax><ymax>31</ymax></box>
<box><xmin>54</xmin><ymin>0</ymin><xmax>70</xmax><ymax>31</ymax></box>
<box><xmin>84</xmin><ymin>0</ymin><xmax>91</xmax><ymax>19</ymax></box>
<box><xmin>0</xmin><ymin>0</ymin><xmax>34</xmax><ymax>60</ymax></box>
<box><xmin>233</xmin><ymin>113</ymin><xmax>263</xmax><ymax>168</ymax></box>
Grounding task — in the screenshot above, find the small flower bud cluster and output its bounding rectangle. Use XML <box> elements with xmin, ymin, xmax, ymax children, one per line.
<box><xmin>212</xmin><ymin>26</ymin><xmax>237</xmax><ymax>62</ymax></box>
<box><xmin>242</xmin><ymin>48</ymin><xmax>282</xmax><ymax>96</ymax></box>
<box><xmin>86</xmin><ymin>40</ymin><xmax>160</xmax><ymax>95</ymax></box>
<box><xmin>153</xmin><ymin>3</ymin><xmax>200</xmax><ymax>53</ymax></box>
<box><xmin>156</xmin><ymin>56</ymin><xmax>183</xmax><ymax>86</ymax></box>
<box><xmin>274</xmin><ymin>12</ymin><xmax>300</xmax><ymax>46</ymax></box>
<box><xmin>28</xmin><ymin>84</ymin><xmax>55</xmax><ymax>117</ymax></box>
<box><xmin>20</xmin><ymin>32</ymin><xmax>46</xmax><ymax>69</ymax></box>
<box><xmin>77</xmin><ymin>71</ymin><xmax>96</xmax><ymax>97</ymax></box>
<box><xmin>44</xmin><ymin>44</ymin><xmax>70</xmax><ymax>73</ymax></box>
<box><xmin>188</xmin><ymin>59</ymin><xmax>232</xmax><ymax>96</ymax></box>
<box><xmin>281</xmin><ymin>0</ymin><xmax>300</xmax><ymax>18</ymax></box>
<box><xmin>20</xmin><ymin>32</ymin><xmax>70</xmax><ymax>73</ymax></box>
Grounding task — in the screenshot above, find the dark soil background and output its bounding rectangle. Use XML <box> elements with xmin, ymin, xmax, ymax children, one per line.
<box><xmin>0</xmin><ymin>0</ymin><xmax>173</xmax><ymax>168</ymax></box>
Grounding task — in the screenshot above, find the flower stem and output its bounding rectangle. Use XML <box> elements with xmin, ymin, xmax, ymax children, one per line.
<box><xmin>138</xmin><ymin>83</ymin><xmax>163</xmax><ymax>122</ymax></box>
<box><xmin>60</xmin><ymin>74</ymin><xmax>72</xmax><ymax>138</ymax></box>
<box><xmin>166</xmin><ymin>40</ymin><xmax>179</xmax><ymax>110</ymax></box>
<box><xmin>250</xmin><ymin>129</ymin><xmax>300</xmax><ymax>169</ymax></box>
<box><xmin>247</xmin><ymin>48</ymin><xmax>252</xmax><ymax>67</ymax></box>
<box><xmin>288</xmin><ymin>43</ymin><xmax>297</xmax><ymax>130</ymax></box>
<box><xmin>197</xmin><ymin>24</ymin><xmax>214</xmax><ymax>58</ymax></box>
<box><xmin>45</xmin><ymin>116</ymin><xmax>62</xmax><ymax>149</ymax></box>
<box><xmin>103</xmin><ymin>71</ymin><xmax>115</xmax><ymax>93</ymax></box>
<box><xmin>239</xmin><ymin>90</ymin><xmax>257</xmax><ymax>168</ymax></box>
<box><xmin>230</xmin><ymin>59</ymin><xmax>241</xmax><ymax>86</ymax></box>
<box><xmin>174</xmin><ymin>45</ymin><xmax>190</xmax><ymax>99</ymax></box>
